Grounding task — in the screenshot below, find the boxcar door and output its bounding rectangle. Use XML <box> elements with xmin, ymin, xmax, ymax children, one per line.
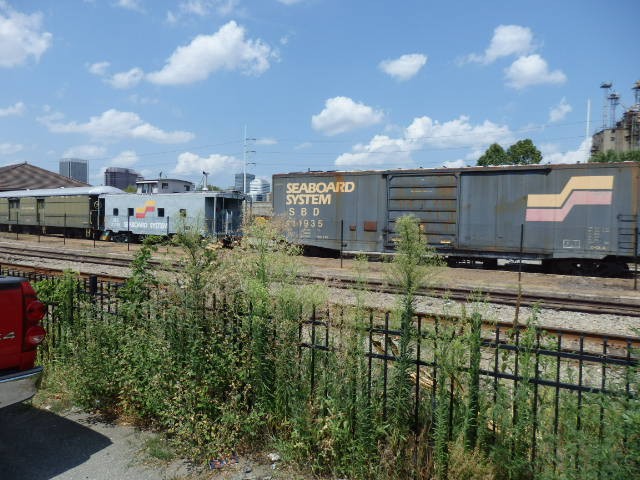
<box><xmin>385</xmin><ymin>173</ymin><xmax>458</xmax><ymax>251</ymax></box>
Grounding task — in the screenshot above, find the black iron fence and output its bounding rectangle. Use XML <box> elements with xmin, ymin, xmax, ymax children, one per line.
<box><xmin>7</xmin><ymin>265</ymin><xmax>639</xmax><ymax>477</ymax></box>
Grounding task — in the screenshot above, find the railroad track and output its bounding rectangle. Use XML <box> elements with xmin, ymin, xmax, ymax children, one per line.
<box><xmin>1</xmin><ymin>251</ymin><xmax>638</xmax><ymax>356</ymax></box>
<box><xmin>1</xmin><ymin>243</ymin><xmax>640</xmax><ymax>318</ymax></box>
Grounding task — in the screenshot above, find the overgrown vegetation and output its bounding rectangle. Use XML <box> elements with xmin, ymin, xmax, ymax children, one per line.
<box><xmin>35</xmin><ymin>216</ymin><xmax>639</xmax><ymax>479</ymax></box>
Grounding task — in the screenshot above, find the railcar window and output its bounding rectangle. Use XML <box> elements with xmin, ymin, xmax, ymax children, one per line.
<box><xmin>158</xmin><ymin>208</ymin><xmax>165</xmax><ymax>217</ymax></box>
<box><xmin>128</xmin><ymin>208</ymin><xmax>134</xmax><ymax>216</ymax></box>
<box><xmin>37</xmin><ymin>199</ymin><xmax>45</xmax><ymax>209</ymax></box>
<box><xmin>9</xmin><ymin>199</ymin><xmax>19</xmax><ymax>209</ymax></box>
<box><xmin>113</xmin><ymin>208</ymin><xmax>119</xmax><ymax>216</ymax></box>
<box><xmin>162</xmin><ymin>182</ymin><xmax>169</xmax><ymax>189</ymax></box>
<box><xmin>179</xmin><ymin>209</ymin><xmax>186</xmax><ymax>217</ymax></box>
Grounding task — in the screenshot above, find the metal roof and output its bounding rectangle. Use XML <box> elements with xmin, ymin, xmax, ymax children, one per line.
<box><xmin>0</xmin><ymin>186</ymin><xmax>125</xmax><ymax>198</ymax></box>
<box><xmin>0</xmin><ymin>162</ymin><xmax>89</xmax><ymax>191</ymax></box>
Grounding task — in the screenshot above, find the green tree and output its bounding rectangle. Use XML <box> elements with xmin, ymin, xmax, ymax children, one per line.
<box><xmin>590</xmin><ymin>149</ymin><xmax>640</xmax><ymax>163</ymax></box>
<box><xmin>477</xmin><ymin>143</ymin><xmax>507</xmax><ymax>166</ymax></box>
<box><xmin>506</xmin><ymin>138</ymin><xmax>542</xmax><ymax>165</ymax></box>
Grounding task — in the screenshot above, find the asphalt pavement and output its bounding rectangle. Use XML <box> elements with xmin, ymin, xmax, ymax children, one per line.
<box><xmin>0</xmin><ymin>404</ymin><xmax>194</xmax><ymax>480</ymax></box>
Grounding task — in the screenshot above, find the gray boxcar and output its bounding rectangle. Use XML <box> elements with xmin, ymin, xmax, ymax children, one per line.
<box><xmin>102</xmin><ymin>191</ymin><xmax>244</xmax><ymax>240</ymax></box>
<box><xmin>272</xmin><ymin>162</ymin><xmax>640</xmax><ymax>275</ymax></box>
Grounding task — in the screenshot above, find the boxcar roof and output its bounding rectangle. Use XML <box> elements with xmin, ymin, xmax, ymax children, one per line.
<box><xmin>272</xmin><ymin>161</ymin><xmax>638</xmax><ymax>178</ymax></box>
<box><xmin>0</xmin><ymin>186</ymin><xmax>125</xmax><ymax>198</ymax></box>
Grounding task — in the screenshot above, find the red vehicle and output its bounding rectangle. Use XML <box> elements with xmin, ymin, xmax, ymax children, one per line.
<box><xmin>0</xmin><ymin>277</ymin><xmax>47</xmax><ymax>408</ymax></box>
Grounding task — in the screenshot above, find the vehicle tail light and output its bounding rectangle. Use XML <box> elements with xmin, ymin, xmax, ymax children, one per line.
<box><xmin>26</xmin><ymin>300</ymin><xmax>47</xmax><ymax>322</ymax></box>
<box><xmin>25</xmin><ymin>325</ymin><xmax>46</xmax><ymax>346</ymax></box>
<box><xmin>21</xmin><ymin>281</ymin><xmax>46</xmax><ymax>351</ymax></box>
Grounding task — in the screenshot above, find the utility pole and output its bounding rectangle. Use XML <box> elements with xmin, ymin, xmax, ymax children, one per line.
<box><xmin>242</xmin><ymin>125</ymin><xmax>256</xmax><ymax>194</ymax></box>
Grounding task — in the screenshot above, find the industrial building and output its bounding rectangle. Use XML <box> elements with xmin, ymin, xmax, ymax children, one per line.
<box><xmin>59</xmin><ymin>158</ymin><xmax>88</xmax><ymax>183</ymax></box>
<box><xmin>591</xmin><ymin>80</ymin><xmax>640</xmax><ymax>155</ymax></box>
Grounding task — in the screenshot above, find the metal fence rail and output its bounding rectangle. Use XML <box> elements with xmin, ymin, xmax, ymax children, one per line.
<box><xmin>8</xmin><ymin>266</ymin><xmax>639</xmax><ymax>477</ymax></box>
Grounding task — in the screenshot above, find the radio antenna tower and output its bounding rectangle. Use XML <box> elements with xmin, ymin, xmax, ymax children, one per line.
<box><xmin>600</xmin><ymin>81</ymin><xmax>612</xmax><ymax>130</ymax></box>
<box><xmin>200</xmin><ymin>171</ymin><xmax>209</xmax><ymax>191</ymax></box>
<box><xmin>608</xmin><ymin>92</ymin><xmax>620</xmax><ymax>129</ymax></box>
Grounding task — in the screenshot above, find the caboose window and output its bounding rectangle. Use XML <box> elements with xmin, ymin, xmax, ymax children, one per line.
<box><xmin>113</xmin><ymin>208</ymin><xmax>119</xmax><ymax>216</ymax></box>
<box><xmin>179</xmin><ymin>209</ymin><xmax>186</xmax><ymax>217</ymax></box>
<box><xmin>128</xmin><ymin>208</ymin><xmax>134</xmax><ymax>216</ymax></box>
<box><xmin>158</xmin><ymin>208</ymin><xmax>165</xmax><ymax>217</ymax></box>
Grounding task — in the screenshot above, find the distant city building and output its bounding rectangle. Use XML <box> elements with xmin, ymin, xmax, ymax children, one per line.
<box><xmin>136</xmin><ymin>178</ymin><xmax>194</xmax><ymax>194</ymax></box>
<box><xmin>234</xmin><ymin>173</ymin><xmax>255</xmax><ymax>193</ymax></box>
<box><xmin>59</xmin><ymin>158</ymin><xmax>88</xmax><ymax>183</ymax></box>
<box><xmin>249</xmin><ymin>178</ymin><xmax>271</xmax><ymax>201</ymax></box>
<box><xmin>104</xmin><ymin>167</ymin><xmax>140</xmax><ymax>191</ymax></box>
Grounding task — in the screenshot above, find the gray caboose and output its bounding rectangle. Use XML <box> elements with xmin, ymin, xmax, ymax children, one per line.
<box><xmin>101</xmin><ymin>191</ymin><xmax>244</xmax><ymax>241</ymax></box>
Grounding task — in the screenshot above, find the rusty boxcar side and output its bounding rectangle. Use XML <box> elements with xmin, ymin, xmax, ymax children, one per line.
<box><xmin>272</xmin><ymin>162</ymin><xmax>640</xmax><ymax>274</ymax></box>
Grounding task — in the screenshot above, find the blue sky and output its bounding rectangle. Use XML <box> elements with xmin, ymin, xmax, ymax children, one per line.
<box><xmin>0</xmin><ymin>0</ymin><xmax>638</xmax><ymax>188</ymax></box>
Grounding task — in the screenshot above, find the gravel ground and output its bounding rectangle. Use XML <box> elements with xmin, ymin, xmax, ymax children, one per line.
<box><xmin>1</xmin><ymin>234</ymin><xmax>639</xmax><ymax>337</ymax></box>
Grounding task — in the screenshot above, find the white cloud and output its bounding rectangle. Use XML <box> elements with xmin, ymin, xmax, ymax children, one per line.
<box><xmin>109</xmin><ymin>149</ymin><xmax>140</xmax><ymax>167</ymax></box>
<box><xmin>147</xmin><ymin>21</ymin><xmax>274</xmax><ymax>85</ymax></box>
<box><xmin>542</xmin><ymin>138</ymin><xmax>591</xmax><ymax>164</ymax></box>
<box><xmin>256</xmin><ymin>137</ymin><xmax>277</xmax><ymax>145</ymax></box>
<box><xmin>335</xmin><ymin>115</ymin><xmax>513</xmax><ymax>168</ymax></box>
<box><xmin>549</xmin><ymin>97</ymin><xmax>572</xmax><ymax>122</ymax></box>
<box><xmin>464</xmin><ymin>25</ymin><xmax>534</xmax><ymax>65</ymax></box>
<box><xmin>115</xmin><ymin>0</ymin><xmax>144</xmax><ymax>12</ymax></box>
<box><xmin>128</xmin><ymin>94</ymin><xmax>158</xmax><ymax>105</ymax></box>
<box><xmin>294</xmin><ymin>142</ymin><xmax>312</xmax><ymax>150</ymax></box>
<box><xmin>335</xmin><ymin>134</ymin><xmax>414</xmax><ymax>167</ymax></box>
<box><xmin>312</xmin><ymin>96</ymin><xmax>384</xmax><ymax>136</ymax></box>
<box><xmin>107</xmin><ymin>67</ymin><xmax>144</xmax><ymax>89</ymax></box>
<box><xmin>167</xmin><ymin>0</ymin><xmax>240</xmax><ymax>22</ymax></box>
<box><xmin>505</xmin><ymin>54</ymin><xmax>566</xmax><ymax>89</ymax></box>
<box><xmin>0</xmin><ymin>101</ymin><xmax>25</xmax><ymax>117</ymax></box>
<box><xmin>379</xmin><ymin>53</ymin><xmax>427</xmax><ymax>81</ymax></box>
<box><xmin>173</xmin><ymin>151</ymin><xmax>241</xmax><ymax>175</ymax></box>
<box><xmin>40</xmin><ymin>109</ymin><xmax>195</xmax><ymax>143</ymax></box>
<box><xmin>0</xmin><ymin>142</ymin><xmax>23</xmax><ymax>155</ymax></box>
<box><xmin>88</xmin><ymin>61</ymin><xmax>110</xmax><ymax>76</ymax></box>
<box><xmin>63</xmin><ymin>145</ymin><xmax>107</xmax><ymax>159</ymax></box>
<box><xmin>0</xmin><ymin>2</ymin><xmax>52</xmax><ymax>68</ymax></box>
<box><xmin>442</xmin><ymin>159</ymin><xmax>467</xmax><ymax>168</ymax></box>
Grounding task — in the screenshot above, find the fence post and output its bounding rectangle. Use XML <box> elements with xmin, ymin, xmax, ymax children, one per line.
<box><xmin>63</xmin><ymin>213</ymin><xmax>66</xmax><ymax>245</ymax></box>
<box><xmin>465</xmin><ymin>312</ymin><xmax>482</xmax><ymax>449</ymax></box>
<box><xmin>310</xmin><ymin>306</ymin><xmax>317</xmax><ymax>394</ymax></box>
<box><xmin>88</xmin><ymin>275</ymin><xmax>98</xmax><ymax>296</ymax></box>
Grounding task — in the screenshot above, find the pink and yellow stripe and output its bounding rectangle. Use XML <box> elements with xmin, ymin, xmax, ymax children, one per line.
<box><xmin>135</xmin><ymin>200</ymin><xmax>156</xmax><ymax>218</ymax></box>
<box><xmin>525</xmin><ymin>176</ymin><xmax>614</xmax><ymax>222</ymax></box>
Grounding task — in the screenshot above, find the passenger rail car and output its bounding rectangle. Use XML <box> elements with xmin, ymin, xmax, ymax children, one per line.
<box><xmin>0</xmin><ymin>186</ymin><xmax>123</xmax><ymax>237</ymax></box>
<box><xmin>273</xmin><ymin>162</ymin><xmax>640</xmax><ymax>275</ymax></box>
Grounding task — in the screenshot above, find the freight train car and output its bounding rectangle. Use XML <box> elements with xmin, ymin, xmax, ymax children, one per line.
<box><xmin>272</xmin><ymin>162</ymin><xmax>640</xmax><ymax>275</ymax></box>
<box><xmin>102</xmin><ymin>191</ymin><xmax>244</xmax><ymax>241</ymax></box>
<box><xmin>0</xmin><ymin>186</ymin><xmax>124</xmax><ymax>237</ymax></box>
